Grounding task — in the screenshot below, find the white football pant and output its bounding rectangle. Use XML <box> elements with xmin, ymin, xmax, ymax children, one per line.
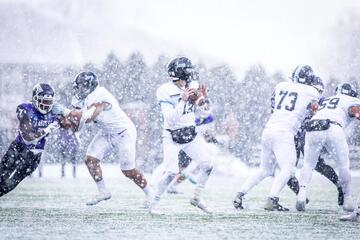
<box><xmin>299</xmin><ymin>125</ymin><xmax>351</xmax><ymax>197</ymax></box>
<box><xmin>239</xmin><ymin>128</ymin><xmax>297</xmax><ymax>198</ymax></box>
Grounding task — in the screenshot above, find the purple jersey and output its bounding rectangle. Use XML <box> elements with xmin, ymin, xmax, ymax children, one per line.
<box><xmin>15</xmin><ymin>102</ymin><xmax>58</xmax><ymax>151</ymax></box>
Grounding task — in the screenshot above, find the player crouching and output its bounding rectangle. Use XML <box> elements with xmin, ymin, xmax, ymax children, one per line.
<box><xmin>0</xmin><ymin>83</ymin><xmax>61</xmax><ymax>197</ymax></box>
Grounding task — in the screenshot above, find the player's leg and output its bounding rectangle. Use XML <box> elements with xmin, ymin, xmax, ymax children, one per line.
<box><xmin>150</xmin><ymin>162</ymin><xmax>166</xmax><ymax>187</ymax></box>
<box><xmin>149</xmin><ymin>135</ymin><xmax>182</xmax><ymax>213</ymax></box>
<box><xmin>297</xmin><ymin>131</ymin><xmax>324</xmax><ymax>211</ymax></box>
<box><xmin>233</xmin><ymin>129</ymin><xmax>275</xmax><ymax>209</ymax></box>
<box><xmin>266</xmin><ymin>133</ymin><xmax>297</xmax><ymax>211</ymax></box>
<box><xmin>326</xmin><ymin>127</ymin><xmax>353</xmax><ymax>211</ymax></box>
<box><xmin>167</xmin><ymin>150</ymin><xmax>193</xmax><ymax>194</ymax></box>
<box><xmin>85</xmin><ymin>133</ymin><xmax>112</xmax><ymax>206</ymax></box>
<box><xmin>0</xmin><ymin>141</ymin><xmax>22</xmax><ymax>183</ymax></box>
<box><xmin>0</xmin><ymin>150</ymin><xmax>41</xmax><ymax>197</ymax></box>
<box><xmin>71</xmin><ymin>155</ymin><xmax>77</xmax><ymax>179</ymax></box>
<box><xmin>60</xmin><ymin>151</ymin><xmax>66</xmax><ymax>178</ymax></box>
<box><xmin>183</xmin><ymin>135</ymin><xmax>214</xmax><ymax>213</ymax></box>
<box><xmin>287</xmin><ymin>133</ymin><xmax>304</xmax><ymax>195</ymax></box>
<box><xmin>314</xmin><ymin>156</ymin><xmax>343</xmax><ymax>206</ymax></box>
<box><xmin>113</xmin><ymin>127</ymin><xmax>152</xmax><ymax>206</ymax></box>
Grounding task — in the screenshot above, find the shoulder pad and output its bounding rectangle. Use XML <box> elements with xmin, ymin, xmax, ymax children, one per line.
<box><xmin>16</xmin><ymin>104</ymin><xmax>31</xmax><ymax>121</ymax></box>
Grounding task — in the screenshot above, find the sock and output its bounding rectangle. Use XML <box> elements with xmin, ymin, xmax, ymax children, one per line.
<box><xmin>155</xmin><ymin>172</ymin><xmax>176</xmax><ymax>198</ymax></box>
<box><xmin>194</xmin><ymin>186</ymin><xmax>204</xmax><ymax>199</ymax></box>
<box><xmin>96</xmin><ymin>179</ymin><xmax>107</xmax><ymax>193</ymax></box>
<box><xmin>269</xmin><ymin>168</ymin><xmax>292</xmax><ymax>198</ymax></box>
<box><xmin>142</xmin><ymin>185</ymin><xmax>151</xmax><ymax>196</ymax></box>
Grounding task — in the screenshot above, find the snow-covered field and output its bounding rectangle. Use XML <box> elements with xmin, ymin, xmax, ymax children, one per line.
<box><xmin>0</xmin><ymin>164</ymin><xmax>359</xmax><ymax>240</ymax></box>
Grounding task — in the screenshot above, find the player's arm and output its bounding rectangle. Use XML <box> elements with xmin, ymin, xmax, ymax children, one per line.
<box><xmin>84</xmin><ymin>102</ymin><xmax>111</xmax><ymax>123</ymax></box>
<box><xmin>158</xmin><ymin>88</ymin><xmax>196</xmax><ymax>122</ymax></box>
<box><xmin>307</xmin><ymin>100</ymin><xmax>320</xmax><ymax>115</ymax></box>
<box><xmin>270</xmin><ymin>91</ymin><xmax>275</xmax><ymax>113</ymax></box>
<box><xmin>349</xmin><ymin>105</ymin><xmax>360</xmax><ymax>120</ymax></box>
<box><xmin>17</xmin><ymin>106</ymin><xmax>58</xmax><ymax>142</ymax></box>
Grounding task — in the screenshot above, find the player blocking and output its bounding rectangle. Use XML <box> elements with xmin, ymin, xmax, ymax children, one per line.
<box><xmin>233</xmin><ymin>65</ymin><xmax>322</xmax><ymax>211</ymax></box>
<box><xmin>297</xmin><ymin>83</ymin><xmax>360</xmax><ymax>212</ymax></box>
<box><xmin>0</xmin><ymin>83</ymin><xmax>61</xmax><ymax>196</ymax></box>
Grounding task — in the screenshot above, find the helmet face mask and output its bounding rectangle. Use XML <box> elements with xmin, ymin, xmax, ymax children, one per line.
<box><xmin>311</xmin><ymin>75</ymin><xmax>324</xmax><ymax>95</ymax></box>
<box><xmin>73</xmin><ymin>72</ymin><xmax>98</xmax><ymax>100</ymax></box>
<box><xmin>168</xmin><ymin>57</ymin><xmax>198</xmax><ymax>83</ymax></box>
<box><xmin>335</xmin><ymin>83</ymin><xmax>358</xmax><ymax>98</ymax></box>
<box><xmin>32</xmin><ymin>83</ymin><xmax>55</xmax><ymax>114</ymax></box>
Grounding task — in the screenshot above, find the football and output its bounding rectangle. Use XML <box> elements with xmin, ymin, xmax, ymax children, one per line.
<box><xmin>59</xmin><ymin>111</ymin><xmax>82</xmax><ymax>131</ymax></box>
<box><xmin>188</xmin><ymin>89</ymin><xmax>206</xmax><ymax>106</ymax></box>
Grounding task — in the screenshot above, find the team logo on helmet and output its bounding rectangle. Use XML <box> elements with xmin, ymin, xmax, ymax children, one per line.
<box><xmin>32</xmin><ymin>83</ymin><xmax>55</xmax><ymax>114</ymax></box>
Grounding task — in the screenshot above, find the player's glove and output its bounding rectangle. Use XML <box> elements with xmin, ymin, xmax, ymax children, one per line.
<box><xmin>43</xmin><ymin>121</ymin><xmax>60</xmax><ymax>135</ymax></box>
<box><xmin>52</xmin><ymin>103</ymin><xmax>71</xmax><ymax>116</ymax></box>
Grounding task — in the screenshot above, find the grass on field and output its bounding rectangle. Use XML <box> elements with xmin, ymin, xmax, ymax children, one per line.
<box><xmin>0</xmin><ymin>166</ymin><xmax>359</xmax><ymax>240</ymax></box>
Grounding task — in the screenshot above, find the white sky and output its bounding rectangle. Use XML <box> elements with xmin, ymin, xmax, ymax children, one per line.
<box><xmin>2</xmin><ymin>0</ymin><xmax>360</xmax><ymax>78</ymax></box>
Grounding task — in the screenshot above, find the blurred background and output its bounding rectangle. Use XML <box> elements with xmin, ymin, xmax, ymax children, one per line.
<box><xmin>1</xmin><ymin>0</ymin><xmax>360</xmax><ymax>176</ymax></box>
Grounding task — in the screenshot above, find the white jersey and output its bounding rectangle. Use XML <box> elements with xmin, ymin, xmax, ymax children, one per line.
<box><xmin>312</xmin><ymin>94</ymin><xmax>360</xmax><ymax>128</ymax></box>
<box><xmin>266</xmin><ymin>81</ymin><xmax>319</xmax><ymax>134</ymax></box>
<box><xmin>157</xmin><ymin>81</ymin><xmax>199</xmax><ymax>130</ymax></box>
<box><xmin>84</xmin><ymin>86</ymin><xmax>134</xmax><ymax>133</ymax></box>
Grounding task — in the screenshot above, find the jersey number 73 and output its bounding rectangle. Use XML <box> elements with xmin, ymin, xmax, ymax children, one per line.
<box><xmin>276</xmin><ymin>90</ymin><xmax>298</xmax><ymax>111</ymax></box>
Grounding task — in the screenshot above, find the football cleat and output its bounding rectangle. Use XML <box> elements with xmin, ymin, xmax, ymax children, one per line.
<box><xmin>296</xmin><ymin>200</ymin><xmax>306</xmax><ymax>212</ymax></box>
<box><xmin>148</xmin><ymin>196</ymin><xmax>164</xmax><ymax>215</ymax></box>
<box><xmin>190</xmin><ymin>197</ymin><xmax>212</xmax><ymax>214</ymax></box>
<box><xmin>86</xmin><ymin>191</ymin><xmax>111</xmax><ymax>206</ymax></box>
<box><xmin>233</xmin><ymin>192</ymin><xmax>245</xmax><ymax>210</ymax></box>
<box><xmin>340</xmin><ymin>211</ymin><xmax>360</xmax><ymax>222</ymax></box>
<box><xmin>264</xmin><ymin>197</ymin><xmax>289</xmax><ymax>211</ymax></box>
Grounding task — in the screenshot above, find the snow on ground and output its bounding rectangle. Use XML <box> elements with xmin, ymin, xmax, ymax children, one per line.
<box><xmin>0</xmin><ymin>163</ymin><xmax>359</xmax><ymax>240</ymax></box>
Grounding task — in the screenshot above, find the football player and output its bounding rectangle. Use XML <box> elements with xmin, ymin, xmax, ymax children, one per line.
<box><xmin>149</xmin><ymin>57</ymin><xmax>213</xmax><ymax>214</ymax></box>
<box><xmin>296</xmin><ymin>83</ymin><xmax>360</xmax><ymax>211</ymax></box>
<box><xmin>233</xmin><ymin>65</ymin><xmax>320</xmax><ymax>211</ymax></box>
<box><xmin>0</xmin><ymin>83</ymin><xmax>60</xmax><ymax>197</ymax></box>
<box><xmin>287</xmin><ymin>78</ymin><xmax>344</xmax><ymax>206</ymax></box>
<box><xmin>53</xmin><ymin>72</ymin><xmax>151</xmax><ymax>206</ymax></box>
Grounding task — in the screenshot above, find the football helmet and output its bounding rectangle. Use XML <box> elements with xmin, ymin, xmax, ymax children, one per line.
<box><xmin>167</xmin><ymin>57</ymin><xmax>198</xmax><ymax>83</ymax></box>
<box><xmin>32</xmin><ymin>83</ymin><xmax>55</xmax><ymax>114</ymax></box>
<box><xmin>335</xmin><ymin>83</ymin><xmax>358</xmax><ymax>98</ymax></box>
<box><xmin>73</xmin><ymin>71</ymin><xmax>98</xmax><ymax>100</ymax></box>
<box><xmin>291</xmin><ymin>65</ymin><xmax>315</xmax><ymax>85</ymax></box>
